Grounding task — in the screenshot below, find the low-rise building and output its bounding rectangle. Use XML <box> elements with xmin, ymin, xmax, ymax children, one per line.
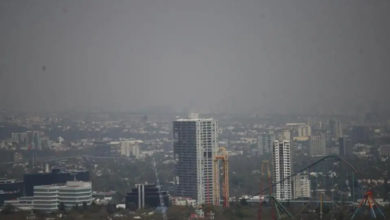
<box><xmin>33</xmin><ymin>185</ymin><xmax>59</xmax><ymax>212</ymax></box>
<box><xmin>33</xmin><ymin>181</ymin><xmax>92</xmax><ymax>212</ymax></box>
<box><xmin>171</xmin><ymin>197</ymin><xmax>197</xmax><ymax>207</ymax></box>
<box><xmin>58</xmin><ymin>181</ymin><xmax>92</xmax><ymax>209</ymax></box>
<box><xmin>4</xmin><ymin>196</ymin><xmax>34</xmax><ymax>211</ymax></box>
<box><xmin>126</xmin><ymin>184</ymin><xmax>169</xmax><ymax>210</ymax></box>
<box><xmin>110</xmin><ymin>139</ymin><xmax>142</xmax><ymax>159</ymax></box>
<box><xmin>0</xmin><ymin>178</ymin><xmax>24</xmax><ymax>206</ymax></box>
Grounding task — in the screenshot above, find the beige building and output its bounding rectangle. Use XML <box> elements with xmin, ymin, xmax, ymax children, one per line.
<box><xmin>293</xmin><ymin>173</ymin><xmax>311</xmax><ymax>199</ymax></box>
<box><xmin>110</xmin><ymin>139</ymin><xmax>142</xmax><ymax>159</ymax></box>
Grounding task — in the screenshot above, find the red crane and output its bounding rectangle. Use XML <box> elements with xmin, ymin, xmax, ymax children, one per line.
<box><xmin>213</xmin><ymin>147</ymin><xmax>229</xmax><ymax>208</ymax></box>
<box><xmin>351</xmin><ymin>190</ymin><xmax>385</xmax><ymax>219</ymax></box>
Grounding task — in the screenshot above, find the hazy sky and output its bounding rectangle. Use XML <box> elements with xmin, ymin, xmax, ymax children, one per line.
<box><xmin>1</xmin><ymin>0</ymin><xmax>389</xmax><ymax>114</ymax></box>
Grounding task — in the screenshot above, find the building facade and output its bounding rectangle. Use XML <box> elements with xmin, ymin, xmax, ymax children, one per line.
<box><xmin>24</xmin><ymin>169</ymin><xmax>90</xmax><ymax>196</ymax></box>
<box><xmin>173</xmin><ymin>117</ymin><xmax>218</xmax><ymax>205</ymax></box>
<box><xmin>58</xmin><ymin>181</ymin><xmax>92</xmax><ymax>209</ymax></box>
<box><xmin>0</xmin><ymin>178</ymin><xmax>24</xmax><ymax>206</ymax></box>
<box><xmin>310</xmin><ymin>133</ymin><xmax>326</xmax><ymax>157</ymax></box>
<box><xmin>293</xmin><ymin>173</ymin><xmax>311</xmax><ymax>199</ymax></box>
<box><xmin>33</xmin><ymin>181</ymin><xmax>92</xmax><ymax>212</ymax></box>
<box><xmin>258</xmin><ymin>131</ymin><xmax>274</xmax><ymax>155</ymax></box>
<box><xmin>328</xmin><ymin>119</ymin><xmax>343</xmax><ymax>140</ymax></box>
<box><xmin>4</xmin><ymin>196</ymin><xmax>34</xmax><ymax>211</ymax></box>
<box><xmin>33</xmin><ymin>185</ymin><xmax>60</xmax><ymax>212</ymax></box>
<box><xmin>110</xmin><ymin>139</ymin><xmax>142</xmax><ymax>159</ymax></box>
<box><xmin>297</xmin><ymin>125</ymin><xmax>312</xmax><ymax>138</ymax></box>
<box><xmin>272</xmin><ymin>140</ymin><xmax>292</xmax><ymax>201</ymax></box>
<box><xmin>126</xmin><ymin>184</ymin><xmax>169</xmax><ymax>210</ymax></box>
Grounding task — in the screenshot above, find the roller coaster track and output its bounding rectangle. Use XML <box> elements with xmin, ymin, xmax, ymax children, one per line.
<box><xmin>258</xmin><ymin>154</ymin><xmax>359</xmax><ymax>195</ymax></box>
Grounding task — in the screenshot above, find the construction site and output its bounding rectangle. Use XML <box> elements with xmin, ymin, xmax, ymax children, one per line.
<box><xmin>191</xmin><ymin>150</ymin><xmax>388</xmax><ymax>220</ymax></box>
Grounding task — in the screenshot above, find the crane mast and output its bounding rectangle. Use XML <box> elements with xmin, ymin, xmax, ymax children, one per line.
<box><xmin>213</xmin><ymin>147</ymin><xmax>229</xmax><ymax>207</ymax></box>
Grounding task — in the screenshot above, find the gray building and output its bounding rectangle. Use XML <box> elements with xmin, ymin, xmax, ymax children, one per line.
<box><xmin>173</xmin><ymin>116</ymin><xmax>218</xmax><ymax>205</ymax></box>
<box><xmin>293</xmin><ymin>173</ymin><xmax>311</xmax><ymax>199</ymax></box>
<box><xmin>258</xmin><ymin>131</ymin><xmax>274</xmax><ymax>155</ymax></box>
<box><xmin>310</xmin><ymin>133</ymin><xmax>326</xmax><ymax>157</ymax></box>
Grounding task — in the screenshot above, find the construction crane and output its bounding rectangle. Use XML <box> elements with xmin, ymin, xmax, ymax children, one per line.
<box><xmin>258</xmin><ymin>160</ymin><xmax>276</xmax><ymax>220</ymax></box>
<box><xmin>213</xmin><ymin>147</ymin><xmax>229</xmax><ymax>208</ymax></box>
<box><xmin>351</xmin><ymin>190</ymin><xmax>385</xmax><ymax>219</ymax></box>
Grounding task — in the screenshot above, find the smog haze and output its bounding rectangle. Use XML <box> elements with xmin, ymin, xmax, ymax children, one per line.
<box><xmin>1</xmin><ymin>0</ymin><xmax>389</xmax><ymax>114</ymax></box>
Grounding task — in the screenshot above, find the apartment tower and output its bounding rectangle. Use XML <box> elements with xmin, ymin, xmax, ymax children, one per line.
<box><xmin>272</xmin><ymin>140</ymin><xmax>292</xmax><ymax>201</ymax></box>
<box><xmin>173</xmin><ymin>115</ymin><xmax>218</xmax><ymax>205</ymax></box>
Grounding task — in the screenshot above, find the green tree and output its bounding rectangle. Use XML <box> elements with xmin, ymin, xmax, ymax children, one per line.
<box><xmin>58</xmin><ymin>202</ymin><xmax>65</xmax><ymax>212</ymax></box>
<box><xmin>0</xmin><ymin>204</ymin><xmax>15</xmax><ymax>214</ymax></box>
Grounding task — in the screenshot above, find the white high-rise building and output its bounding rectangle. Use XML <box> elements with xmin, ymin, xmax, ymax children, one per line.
<box><xmin>173</xmin><ymin>116</ymin><xmax>218</xmax><ymax>205</ymax></box>
<box><xmin>272</xmin><ymin>140</ymin><xmax>292</xmax><ymax>201</ymax></box>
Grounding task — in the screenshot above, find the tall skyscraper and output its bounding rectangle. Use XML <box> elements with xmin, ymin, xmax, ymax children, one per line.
<box><xmin>173</xmin><ymin>116</ymin><xmax>218</xmax><ymax>205</ymax></box>
<box><xmin>272</xmin><ymin>140</ymin><xmax>292</xmax><ymax>201</ymax></box>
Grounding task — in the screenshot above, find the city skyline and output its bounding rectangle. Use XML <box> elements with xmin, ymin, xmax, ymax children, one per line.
<box><xmin>0</xmin><ymin>0</ymin><xmax>389</xmax><ymax>218</ymax></box>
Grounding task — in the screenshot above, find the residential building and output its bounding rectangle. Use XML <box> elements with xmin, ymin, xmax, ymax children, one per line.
<box><xmin>310</xmin><ymin>133</ymin><xmax>326</xmax><ymax>157</ymax></box>
<box><xmin>173</xmin><ymin>116</ymin><xmax>218</xmax><ymax>205</ymax></box>
<box><xmin>110</xmin><ymin>139</ymin><xmax>142</xmax><ymax>159</ymax></box>
<box><xmin>258</xmin><ymin>131</ymin><xmax>274</xmax><ymax>155</ymax></box>
<box><xmin>11</xmin><ymin>131</ymin><xmax>41</xmax><ymax>150</ymax></box>
<box><xmin>328</xmin><ymin>119</ymin><xmax>343</xmax><ymax>140</ymax></box>
<box><xmin>286</xmin><ymin>123</ymin><xmax>311</xmax><ymax>138</ymax></box>
<box><xmin>293</xmin><ymin>173</ymin><xmax>311</xmax><ymax>199</ymax></box>
<box><xmin>297</xmin><ymin>125</ymin><xmax>311</xmax><ymax>138</ymax></box>
<box><xmin>272</xmin><ymin>140</ymin><xmax>292</xmax><ymax>201</ymax></box>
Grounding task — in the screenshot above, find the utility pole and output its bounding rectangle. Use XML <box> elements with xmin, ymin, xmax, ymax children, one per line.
<box><xmin>320</xmin><ymin>193</ymin><xmax>323</xmax><ymax>220</ymax></box>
